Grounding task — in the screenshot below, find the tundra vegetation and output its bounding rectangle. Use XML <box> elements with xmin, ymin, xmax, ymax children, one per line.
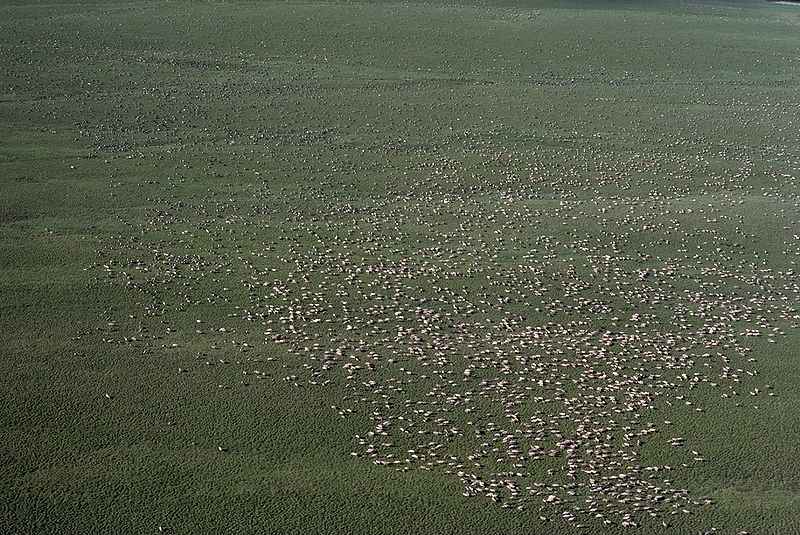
<box><xmin>1</xmin><ymin>0</ymin><xmax>799</xmax><ymax>533</ymax></box>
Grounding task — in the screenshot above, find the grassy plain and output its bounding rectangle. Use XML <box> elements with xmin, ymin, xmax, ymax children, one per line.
<box><xmin>1</xmin><ymin>0</ymin><xmax>799</xmax><ymax>533</ymax></box>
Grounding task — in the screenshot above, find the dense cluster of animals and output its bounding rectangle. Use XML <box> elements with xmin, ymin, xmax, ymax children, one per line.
<box><xmin>94</xmin><ymin>138</ymin><xmax>797</xmax><ymax>529</ymax></box>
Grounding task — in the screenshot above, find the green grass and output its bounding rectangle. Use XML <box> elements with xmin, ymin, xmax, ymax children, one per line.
<box><xmin>1</xmin><ymin>0</ymin><xmax>799</xmax><ymax>533</ymax></box>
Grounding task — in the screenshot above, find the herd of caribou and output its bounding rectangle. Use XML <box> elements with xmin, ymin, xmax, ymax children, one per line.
<box><xmin>95</xmin><ymin>135</ymin><xmax>797</xmax><ymax>530</ymax></box>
